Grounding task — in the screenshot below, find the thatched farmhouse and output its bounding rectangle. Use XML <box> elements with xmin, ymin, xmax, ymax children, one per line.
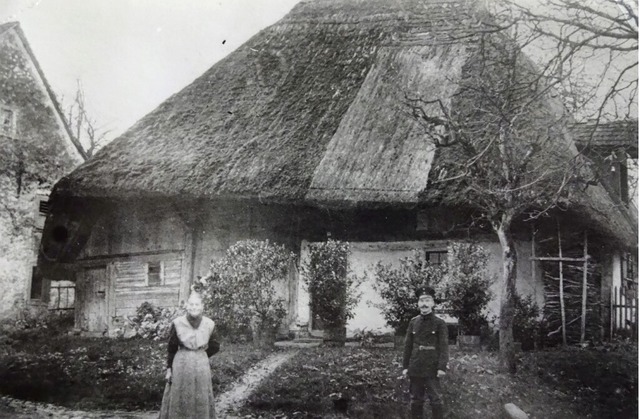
<box><xmin>39</xmin><ymin>0</ymin><xmax>636</xmax><ymax>339</ymax></box>
<box><xmin>0</xmin><ymin>22</ymin><xmax>86</xmax><ymax>322</ymax></box>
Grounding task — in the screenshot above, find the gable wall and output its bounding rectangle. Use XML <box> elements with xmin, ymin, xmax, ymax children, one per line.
<box><xmin>0</xmin><ymin>27</ymin><xmax>83</xmax><ymax>322</ymax></box>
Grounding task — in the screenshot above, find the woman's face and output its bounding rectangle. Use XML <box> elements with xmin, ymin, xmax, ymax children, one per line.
<box><xmin>186</xmin><ymin>295</ymin><xmax>204</xmax><ymax>317</ymax></box>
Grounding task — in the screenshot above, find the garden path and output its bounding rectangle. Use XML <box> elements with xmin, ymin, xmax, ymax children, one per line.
<box><xmin>0</xmin><ymin>350</ymin><xmax>298</xmax><ymax>419</ymax></box>
<box><xmin>216</xmin><ymin>349</ymin><xmax>298</xmax><ymax>416</ymax></box>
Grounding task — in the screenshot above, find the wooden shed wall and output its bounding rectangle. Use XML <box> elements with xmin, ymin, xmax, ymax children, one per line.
<box><xmin>74</xmin><ymin>202</ymin><xmax>191</xmax><ymax>333</ymax></box>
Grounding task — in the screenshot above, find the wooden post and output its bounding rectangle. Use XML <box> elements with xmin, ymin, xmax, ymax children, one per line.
<box><xmin>580</xmin><ymin>231</ymin><xmax>588</xmax><ymax>343</ymax></box>
<box><xmin>558</xmin><ymin>225</ymin><xmax>567</xmax><ymax>346</ymax></box>
<box><xmin>618</xmin><ymin>287</ymin><xmax>623</xmax><ymax>335</ymax></box>
<box><xmin>610</xmin><ymin>286</ymin><xmax>614</xmax><ymax>340</ymax></box>
<box><xmin>531</xmin><ymin>226</ymin><xmax>536</xmax><ymax>292</ymax></box>
<box><xmin>631</xmin><ymin>293</ymin><xmax>639</xmax><ymax>342</ymax></box>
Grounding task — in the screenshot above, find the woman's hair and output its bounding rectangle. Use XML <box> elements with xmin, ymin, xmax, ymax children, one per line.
<box><xmin>187</xmin><ymin>292</ymin><xmax>203</xmax><ymax>303</ymax></box>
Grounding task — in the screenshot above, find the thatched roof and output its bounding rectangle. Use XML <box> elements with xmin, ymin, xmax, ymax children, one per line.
<box><xmin>54</xmin><ymin>0</ymin><xmax>483</xmax><ymax>202</ymax></box>
<box><xmin>52</xmin><ymin>0</ymin><xmax>636</xmax><ymax>245</ymax></box>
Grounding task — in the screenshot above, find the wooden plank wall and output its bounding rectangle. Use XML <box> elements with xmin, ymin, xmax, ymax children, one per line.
<box><xmin>75</xmin><ymin>201</ymin><xmax>193</xmax><ymax>328</ymax></box>
<box><xmin>112</xmin><ymin>258</ymin><xmax>183</xmax><ymax>318</ymax></box>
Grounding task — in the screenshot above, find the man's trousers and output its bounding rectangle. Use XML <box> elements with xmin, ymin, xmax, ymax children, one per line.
<box><xmin>409</xmin><ymin>376</ymin><xmax>444</xmax><ymax>419</ymax></box>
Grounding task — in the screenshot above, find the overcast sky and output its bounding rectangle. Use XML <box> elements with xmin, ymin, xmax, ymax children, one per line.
<box><xmin>1</xmin><ymin>0</ymin><xmax>636</xmax><ymax>145</ymax></box>
<box><xmin>2</xmin><ymin>0</ymin><xmax>300</xmax><ymax>142</ymax></box>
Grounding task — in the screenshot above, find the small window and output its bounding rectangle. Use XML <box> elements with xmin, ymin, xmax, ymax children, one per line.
<box><xmin>0</xmin><ymin>107</ymin><xmax>16</xmax><ymax>137</ymax></box>
<box><xmin>147</xmin><ymin>262</ymin><xmax>162</xmax><ymax>286</ymax></box>
<box><xmin>34</xmin><ymin>198</ymin><xmax>50</xmax><ymax>230</ymax></box>
<box><xmin>39</xmin><ymin>200</ymin><xmax>50</xmax><ymax>216</ymax></box>
<box><xmin>425</xmin><ymin>251</ymin><xmax>447</xmax><ymax>265</ymax></box>
<box><xmin>49</xmin><ymin>280</ymin><xmax>75</xmax><ymax>311</ymax></box>
<box><xmin>623</xmin><ymin>252</ymin><xmax>637</xmax><ymax>282</ymax></box>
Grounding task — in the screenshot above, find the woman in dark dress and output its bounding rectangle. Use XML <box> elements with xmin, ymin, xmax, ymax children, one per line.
<box><xmin>159</xmin><ymin>292</ymin><xmax>219</xmax><ymax>419</ymax></box>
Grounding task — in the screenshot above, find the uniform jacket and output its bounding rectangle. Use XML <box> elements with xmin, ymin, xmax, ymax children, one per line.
<box><xmin>402</xmin><ymin>312</ymin><xmax>449</xmax><ymax>377</ymax></box>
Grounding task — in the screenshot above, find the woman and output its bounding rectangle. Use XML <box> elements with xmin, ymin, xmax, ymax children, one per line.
<box><xmin>159</xmin><ymin>292</ymin><xmax>220</xmax><ymax>419</ymax></box>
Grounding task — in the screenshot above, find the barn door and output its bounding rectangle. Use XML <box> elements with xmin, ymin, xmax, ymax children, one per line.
<box><xmin>76</xmin><ymin>265</ymin><xmax>108</xmax><ymax>334</ymax></box>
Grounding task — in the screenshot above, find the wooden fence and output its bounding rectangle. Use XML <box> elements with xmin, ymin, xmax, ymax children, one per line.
<box><xmin>611</xmin><ymin>285</ymin><xmax>638</xmax><ymax>341</ymax></box>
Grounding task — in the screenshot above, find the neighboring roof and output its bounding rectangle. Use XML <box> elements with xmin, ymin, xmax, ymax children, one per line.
<box><xmin>0</xmin><ymin>21</ymin><xmax>88</xmax><ymax>161</ymax></box>
<box><xmin>51</xmin><ymin>0</ymin><xmax>636</xmax><ymax>246</ymax></box>
<box><xmin>572</xmin><ymin>119</ymin><xmax>638</xmax><ymax>158</ymax></box>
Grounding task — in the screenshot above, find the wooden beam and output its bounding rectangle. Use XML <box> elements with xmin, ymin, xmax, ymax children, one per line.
<box><xmin>580</xmin><ymin>231</ymin><xmax>588</xmax><ymax>343</ymax></box>
<box><xmin>558</xmin><ymin>224</ymin><xmax>567</xmax><ymax>346</ymax></box>
<box><xmin>531</xmin><ymin>226</ymin><xmax>536</xmax><ymax>291</ymax></box>
<box><xmin>530</xmin><ymin>256</ymin><xmax>590</xmax><ymax>262</ymax></box>
<box><xmin>77</xmin><ymin>249</ymin><xmax>185</xmax><ymax>263</ymax></box>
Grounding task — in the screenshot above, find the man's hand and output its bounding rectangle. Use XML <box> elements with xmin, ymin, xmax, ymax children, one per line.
<box><xmin>165</xmin><ymin>368</ymin><xmax>172</xmax><ymax>384</ymax></box>
<box><xmin>437</xmin><ymin>369</ymin><xmax>446</xmax><ymax>378</ymax></box>
<box><xmin>402</xmin><ymin>369</ymin><xmax>408</xmax><ymax>377</ymax></box>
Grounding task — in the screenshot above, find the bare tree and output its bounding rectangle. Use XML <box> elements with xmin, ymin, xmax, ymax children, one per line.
<box><xmin>514</xmin><ymin>0</ymin><xmax>638</xmax><ymax>206</ymax></box>
<box><xmin>511</xmin><ymin>0</ymin><xmax>637</xmax><ymax>122</ymax></box>
<box><xmin>64</xmin><ymin>80</ymin><xmax>110</xmax><ymax>158</ymax></box>
<box><xmin>406</xmin><ymin>4</ymin><xmax>606</xmax><ymax>371</ymax></box>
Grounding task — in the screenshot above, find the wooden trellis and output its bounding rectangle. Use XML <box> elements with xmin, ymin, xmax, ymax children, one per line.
<box><xmin>531</xmin><ymin>224</ymin><xmax>591</xmax><ymax>345</ymax></box>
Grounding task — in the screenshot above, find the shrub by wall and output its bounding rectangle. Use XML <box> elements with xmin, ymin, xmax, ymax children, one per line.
<box><xmin>372</xmin><ymin>250</ymin><xmax>448</xmax><ymax>335</ymax></box>
<box><xmin>302</xmin><ymin>240</ymin><xmax>362</xmax><ymax>346</ymax></box>
<box><xmin>199</xmin><ymin>240</ymin><xmax>295</xmax><ymax>346</ymax></box>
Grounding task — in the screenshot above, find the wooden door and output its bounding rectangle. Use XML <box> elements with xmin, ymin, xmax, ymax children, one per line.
<box><xmin>76</xmin><ymin>266</ymin><xmax>108</xmax><ymax>334</ymax></box>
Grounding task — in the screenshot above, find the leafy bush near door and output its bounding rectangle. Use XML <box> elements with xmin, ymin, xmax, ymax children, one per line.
<box><xmin>199</xmin><ymin>239</ymin><xmax>295</xmax><ymax>346</ymax></box>
<box><xmin>301</xmin><ymin>239</ymin><xmax>363</xmax><ymax>345</ymax></box>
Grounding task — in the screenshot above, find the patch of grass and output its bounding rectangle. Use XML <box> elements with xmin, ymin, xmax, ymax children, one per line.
<box><xmin>521</xmin><ymin>343</ymin><xmax>638</xmax><ymax>419</ymax></box>
<box><xmin>240</xmin><ymin>347</ymin><xmax>601</xmax><ymax>418</ymax></box>
<box><xmin>0</xmin><ymin>334</ymin><xmax>275</xmax><ymax>410</ymax></box>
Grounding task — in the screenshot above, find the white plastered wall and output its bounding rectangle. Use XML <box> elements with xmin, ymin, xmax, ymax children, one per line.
<box><xmin>297</xmin><ymin>239</ymin><xmax>545</xmax><ymax>335</ymax></box>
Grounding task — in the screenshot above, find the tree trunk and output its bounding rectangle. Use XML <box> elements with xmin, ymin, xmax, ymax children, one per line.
<box><xmin>495</xmin><ymin>219</ymin><xmax>517</xmax><ymax>373</ymax></box>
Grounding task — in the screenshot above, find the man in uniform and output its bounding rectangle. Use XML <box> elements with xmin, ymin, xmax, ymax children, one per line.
<box><xmin>402</xmin><ymin>287</ymin><xmax>448</xmax><ymax>419</ymax></box>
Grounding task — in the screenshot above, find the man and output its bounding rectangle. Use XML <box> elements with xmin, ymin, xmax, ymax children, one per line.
<box><xmin>402</xmin><ymin>287</ymin><xmax>449</xmax><ymax>419</ymax></box>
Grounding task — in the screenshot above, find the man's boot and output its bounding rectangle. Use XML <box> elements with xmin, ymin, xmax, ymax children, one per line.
<box><xmin>431</xmin><ymin>404</ymin><xmax>444</xmax><ymax>419</ymax></box>
<box><xmin>410</xmin><ymin>402</ymin><xmax>424</xmax><ymax>419</ymax></box>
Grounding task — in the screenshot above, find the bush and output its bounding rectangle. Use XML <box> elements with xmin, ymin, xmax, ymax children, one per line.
<box><xmin>128</xmin><ymin>302</ymin><xmax>183</xmax><ymax>340</ymax></box>
<box><xmin>2</xmin><ymin>308</ymin><xmax>75</xmax><ymax>343</ymax></box>
<box><xmin>372</xmin><ymin>250</ymin><xmax>448</xmax><ymax>335</ymax></box>
<box><xmin>444</xmin><ymin>242</ymin><xmax>494</xmax><ymax>335</ymax></box>
<box><xmin>512</xmin><ymin>293</ymin><xmax>541</xmax><ymax>350</ymax></box>
<box><xmin>351</xmin><ymin>328</ymin><xmax>393</xmax><ymax>347</ymax></box>
<box><xmin>199</xmin><ymin>240</ymin><xmax>295</xmax><ymax>346</ymax></box>
<box><xmin>301</xmin><ymin>240</ymin><xmax>362</xmax><ymax>345</ymax></box>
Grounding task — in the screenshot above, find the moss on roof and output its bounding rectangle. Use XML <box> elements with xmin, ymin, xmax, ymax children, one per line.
<box><xmin>52</xmin><ymin>0</ymin><xmax>636</xmax><ymax>246</ymax></box>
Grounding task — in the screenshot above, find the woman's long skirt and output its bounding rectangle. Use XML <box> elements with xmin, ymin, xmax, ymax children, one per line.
<box><xmin>159</xmin><ymin>348</ymin><xmax>216</xmax><ymax>419</ymax></box>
